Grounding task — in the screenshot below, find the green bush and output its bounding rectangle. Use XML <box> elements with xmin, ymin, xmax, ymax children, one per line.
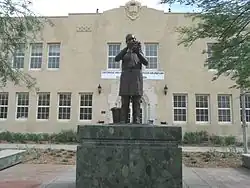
<box><xmin>0</xmin><ymin>129</ymin><xmax>77</xmax><ymax>144</ymax></box>
<box><xmin>209</xmin><ymin>135</ymin><xmax>225</xmax><ymax>145</ymax></box>
<box><xmin>224</xmin><ymin>135</ymin><xmax>236</xmax><ymax>146</ymax></box>
<box><xmin>183</xmin><ymin>131</ymin><xmax>209</xmax><ymax>144</ymax></box>
<box><xmin>183</xmin><ymin>131</ymin><xmax>237</xmax><ymax>146</ymax></box>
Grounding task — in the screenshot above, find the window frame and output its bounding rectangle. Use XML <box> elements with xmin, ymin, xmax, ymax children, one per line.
<box><xmin>195</xmin><ymin>94</ymin><xmax>210</xmax><ymax>124</ymax></box>
<box><xmin>47</xmin><ymin>43</ymin><xmax>61</xmax><ymax>70</ymax></box>
<box><xmin>107</xmin><ymin>43</ymin><xmax>122</xmax><ymax>70</ymax></box>
<box><xmin>12</xmin><ymin>43</ymin><xmax>25</xmax><ymax>70</ymax></box>
<box><xmin>172</xmin><ymin>94</ymin><xmax>188</xmax><ymax>124</ymax></box>
<box><xmin>240</xmin><ymin>94</ymin><xmax>250</xmax><ymax>124</ymax></box>
<box><xmin>36</xmin><ymin>92</ymin><xmax>50</xmax><ymax>121</ymax></box>
<box><xmin>0</xmin><ymin>92</ymin><xmax>9</xmax><ymax>120</ymax></box>
<box><xmin>217</xmin><ymin>94</ymin><xmax>232</xmax><ymax>124</ymax></box>
<box><xmin>15</xmin><ymin>92</ymin><xmax>29</xmax><ymax>120</ymax></box>
<box><xmin>29</xmin><ymin>43</ymin><xmax>43</xmax><ymax>70</ymax></box>
<box><xmin>57</xmin><ymin>92</ymin><xmax>72</xmax><ymax>121</ymax></box>
<box><xmin>143</xmin><ymin>43</ymin><xmax>159</xmax><ymax>70</ymax></box>
<box><xmin>79</xmin><ymin>92</ymin><xmax>93</xmax><ymax>121</ymax></box>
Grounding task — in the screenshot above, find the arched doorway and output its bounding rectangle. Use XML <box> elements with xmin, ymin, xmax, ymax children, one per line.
<box><xmin>127</xmin><ymin>100</ymin><xmax>144</xmax><ymax>123</ymax></box>
<box><xmin>115</xmin><ymin>97</ymin><xmax>147</xmax><ymax>124</ymax></box>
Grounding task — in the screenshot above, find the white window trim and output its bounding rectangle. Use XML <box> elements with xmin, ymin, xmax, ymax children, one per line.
<box><xmin>29</xmin><ymin>43</ymin><xmax>43</xmax><ymax>71</ymax></box>
<box><xmin>47</xmin><ymin>43</ymin><xmax>61</xmax><ymax>70</ymax></box>
<box><xmin>57</xmin><ymin>93</ymin><xmax>71</xmax><ymax>121</ymax></box>
<box><xmin>36</xmin><ymin>93</ymin><xmax>50</xmax><ymax>121</ymax></box>
<box><xmin>12</xmin><ymin>44</ymin><xmax>25</xmax><ymax>70</ymax></box>
<box><xmin>217</xmin><ymin>95</ymin><xmax>232</xmax><ymax>124</ymax></box>
<box><xmin>195</xmin><ymin>94</ymin><xmax>210</xmax><ymax>124</ymax></box>
<box><xmin>206</xmin><ymin>42</ymin><xmax>217</xmax><ymax>72</ymax></box>
<box><xmin>107</xmin><ymin>43</ymin><xmax>122</xmax><ymax>70</ymax></box>
<box><xmin>172</xmin><ymin>94</ymin><xmax>188</xmax><ymax>124</ymax></box>
<box><xmin>0</xmin><ymin>92</ymin><xmax>8</xmax><ymax>120</ymax></box>
<box><xmin>143</xmin><ymin>43</ymin><xmax>159</xmax><ymax>71</ymax></box>
<box><xmin>240</xmin><ymin>95</ymin><xmax>250</xmax><ymax>124</ymax></box>
<box><xmin>78</xmin><ymin>93</ymin><xmax>93</xmax><ymax>122</ymax></box>
<box><xmin>15</xmin><ymin>92</ymin><xmax>29</xmax><ymax>121</ymax></box>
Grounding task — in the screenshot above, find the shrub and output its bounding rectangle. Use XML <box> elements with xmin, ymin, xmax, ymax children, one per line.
<box><xmin>224</xmin><ymin>135</ymin><xmax>236</xmax><ymax>146</ymax></box>
<box><xmin>183</xmin><ymin>131</ymin><xmax>209</xmax><ymax>144</ymax></box>
<box><xmin>209</xmin><ymin>135</ymin><xmax>225</xmax><ymax>145</ymax></box>
<box><xmin>0</xmin><ymin>129</ymin><xmax>77</xmax><ymax>144</ymax></box>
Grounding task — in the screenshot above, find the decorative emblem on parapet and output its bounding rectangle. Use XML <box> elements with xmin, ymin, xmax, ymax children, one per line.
<box><xmin>76</xmin><ymin>25</ymin><xmax>92</xmax><ymax>32</ymax></box>
<box><xmin>125</xmin><ymin>0</ymin><xmax>142</xmax><ymax>21</ymax></box>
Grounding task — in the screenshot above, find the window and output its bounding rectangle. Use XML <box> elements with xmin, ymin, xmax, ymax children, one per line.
<box><xmin>0</xmin><ymin>92</ymin><xmax>8</xmax><ymax>119</ymax></box>
<box><xmin>108</xmin><ymin>43</ymin><xmax>121</xmax><ymax>69</ymax></box>
<box><xmin>30</xmin><ymin>43</ymin><xmax>43</xmax><ymax>69</ymax></box>
<box><xmin>173</xmin><ymin>94</ymin><xmax>187</xmax><ymax>122</ymax></box>
<box><xmin>79</xmin><ymin>93</ymin><xmax>93</xmax><ymax>120</ymax></box>
<box><xmin>16</xmin><ymin>92</ymin><xmax>29</xmax><ymax>119</ymax></box>
<box><xmin>240</xmin><ymin>94</ymin><xmax>250</xmax><ymax>123</ymax></box>
<box><xmin>144</xmin><ymin>43</ymin><xmax>158</xmax><ymax>69</ymax></box>
<box><xmin>58</xmin><ymin>93</ymin><xmax>71</xmax><ymax>120</ymax></box>
<box><xmin>206</xmin><ymin>42</ymin><xmax>218</xmax><ymax>70</ymax></box>
<box><xmin>37</xmin><ymin>93</ymin><xmax>50</xmax><ymax>120</ymax></box>
<box><xmin>217</xmin><ymin>95</ymin><xmax>231</xmax><ymax>123</ymax></box>
<box><xmin>196</xmin><ymin>95</ymin><xmax>209</xmax><ymax>123</ymax></box>
<box><xmin>13</xmin><ymin>43</ymin><xmax>25</xmax><ymax>69</ymax></box>
<box><xmin>48</xmin><ymin>43</ymin><xmax>60</xmax><ymax>69</ymax></box>
<box><xmin>207</xmin><ymin>43</ymin><xmax>214</xmax><ymax>59</ymax></box>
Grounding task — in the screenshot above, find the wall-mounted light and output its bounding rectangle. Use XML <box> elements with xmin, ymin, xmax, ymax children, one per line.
<box><xmin>98</xmin><ymin>84</ymin><xmax>102</xmax><ymax>94</ymax></box>
<box><xmin>164</xmin><ymin>84</ymin><xmax>168</xmax><ymax>95</ymax></box>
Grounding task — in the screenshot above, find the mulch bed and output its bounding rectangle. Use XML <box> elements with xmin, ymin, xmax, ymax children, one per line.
<box><xmin>21</xmin><ymin>149</ymin><xmax>243</xmax><ymax>168</ymax></box>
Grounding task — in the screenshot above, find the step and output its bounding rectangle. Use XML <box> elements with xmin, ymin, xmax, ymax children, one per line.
<box><xmin>0</xmin><ymin>149</ymin><xmax>26</xmax><ymax>171</ymax></box>
<box><xmin>242</xmin><ymin>153</ymin><xmax>250</xmax><ymax>169</ymax></box>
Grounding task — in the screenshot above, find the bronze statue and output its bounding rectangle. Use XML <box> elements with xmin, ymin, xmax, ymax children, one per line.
<box><xmin>115</xmin><ymin>34</ymin><xmax>148</xmax><ymax>124</ymax></box>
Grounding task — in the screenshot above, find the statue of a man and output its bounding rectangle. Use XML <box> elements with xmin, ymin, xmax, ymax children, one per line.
<box><xmin>115</xmin><ymin>34</ymin><xmax>148</xmax><ymax>124</ymax></box>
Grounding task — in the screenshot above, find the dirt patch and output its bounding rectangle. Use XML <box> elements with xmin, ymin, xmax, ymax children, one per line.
<box><xmin>183</xmin><ymin>151</ymin><xmax>242</xmax><ymax>168</ymax></box>
<box><xmin>22</xmin><ymin>149</ymin><xmax>243</xmax><ymax>168</ymax></box>
<box><xmin>22</xmin><ymin>149</ymin><xmax>76</xmax><ymax>165</ymax></box>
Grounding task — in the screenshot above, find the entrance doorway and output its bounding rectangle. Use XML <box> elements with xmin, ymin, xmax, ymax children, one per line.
<box><xmin>114</xmin><ymin>97</ymin><xmax>147</xmax><ymax>124</ymax></box>
<box><xmin>127</xmin><ymin>100</ymin><xmax>144</xmax><ymax>123</ymax></box>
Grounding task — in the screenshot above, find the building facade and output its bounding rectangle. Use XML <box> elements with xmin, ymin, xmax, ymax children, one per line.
<box><xmin>0</xmin><ymin>0</ymin><xmax>249</xmax><ymax>138</ymax></box>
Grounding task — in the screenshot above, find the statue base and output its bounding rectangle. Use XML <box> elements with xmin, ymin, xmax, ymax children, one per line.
<box><xmin>76</xmin><ymin>124</ymin><xmax>182</xmax><ymax>188</ymax></box>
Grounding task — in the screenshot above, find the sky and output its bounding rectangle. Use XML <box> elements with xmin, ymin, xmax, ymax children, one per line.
<box><xmin>30</xmin><ymin>0</ymin><xmax>196</xmax><ymax>16</ymax></box>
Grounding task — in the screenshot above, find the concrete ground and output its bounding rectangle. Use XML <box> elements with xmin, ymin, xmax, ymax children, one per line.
<box><xmin>0</xmin><ymin>164</ymin><xmax>250</xmax><ymax>188</ymax></box>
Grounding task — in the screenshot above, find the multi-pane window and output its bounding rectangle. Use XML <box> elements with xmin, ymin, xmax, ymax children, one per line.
<box><xmin>37</xmin><ymin>93</ymin><xmax>50</xmax><ymax>120</ymax></box>
<box><xmin>144</xmin><ymin>43</ymin><xmax>158</xmax><ymax>69</ymax></box>
<box><xmin>48</xmin><ymin>43</ymin><xmax>60</xmax><ymax>69</ymax></box>
<box><xmin>196</xmin><ymin>95</ymin><xmax>209</xmax><ymax>123</ymax></box>
<box><xmin>13</xmin><ymin>43</ymin><xmax>25</xmax><ymax>69</ymax></box>
<box><xmin>206</xmin><ymin>42</ymin><xmax>218</xmax><ymax>70</ymax></box>
<box><xmin>218</xmin><ymin>95</ymin><xmax>231</xmax><ymax>123</ymax></box>
<box><xmin>173</xmin><ymin>94</ymin><xmax>187</xmax><ymax>122</ymax></box>
<box><xmin>16</xmin><ymin>92</ymin><xmax>29</xmax><ymax>119</ymax></box>
<box><xmin>30</xmin><ymin>43</ymin><xmax>43</xmax><ymax>69</ymax></box>
<box><xmin>108</xmin><ymin>43</ymin><xmax>121</xmax><ymax>69</ymax></box>
<box><xmin>240</xmin><ymin>94</ymin><xmax>250</xmax><ymax>123</ymax></box>
<box><xmin>79</xmin><ymin>93</ymin><xmax>93</xmax><ymax>120</ymax></box>
<box><xmin>0</xmin><ymin>93</ymin><xmax>8</xmax><ymax>119</ymax></box>
<box><xmin>58</xmin><ymin>93</ymin><xmax>71</xmax><ymax>120</ymax></box>
<box><xmin>207</xmin><ymin>43</ymin><xmax>214</xmax><ymax>59</ymax></box>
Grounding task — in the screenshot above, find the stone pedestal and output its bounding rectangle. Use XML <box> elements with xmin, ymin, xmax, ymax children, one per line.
<box><xmin>76</xmin><ymin>124</ymin><xmax>182</xmax><ymax>188</ymax></box>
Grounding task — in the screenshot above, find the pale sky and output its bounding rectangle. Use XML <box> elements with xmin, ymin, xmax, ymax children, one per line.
<box><xmin>30</xmin><ymin>0</ymin><xmax>196</xmax><ymax>16</ymax></box>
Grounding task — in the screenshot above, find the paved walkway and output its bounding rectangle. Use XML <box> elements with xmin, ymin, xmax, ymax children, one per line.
<box><xmin>0</xmin><ymin>164</ymin><xmax>250</xmax><ymax>188</ymax></box>
<box><xmin>0</xmin><ymin>143</ymin><xmax>248</xmax><ymax>153</ymax></box>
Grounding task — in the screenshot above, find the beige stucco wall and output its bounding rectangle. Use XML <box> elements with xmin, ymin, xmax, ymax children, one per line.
<box><xmin>0</xmin><ymin>1</ymin><xmax>248</xmax><ymax>139</ymax></box>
